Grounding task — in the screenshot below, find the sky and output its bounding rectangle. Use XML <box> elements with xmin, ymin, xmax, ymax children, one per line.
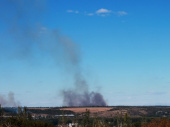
<box><xmin>0</xmin><ymin>0</ymin><xmax>170</xmax><ymax>107</ymax></box>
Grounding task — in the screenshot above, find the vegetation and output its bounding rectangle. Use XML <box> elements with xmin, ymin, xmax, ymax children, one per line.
<box><xmin>27</xmin><ymin>108</ymin><xmax>74</xmax><ymax>115</ymax></box>
<box><xmin>0</xmin><ymin>106</ymin><xmax>54</xmax><ymax>127</ymax></box>
<box><xmin>142</xmin><ymin>118</ymin><xmax>170</xmax><ymax>127</ymax></box>
<box><xmin>0</xmin><ymin>105</ymin><xmax>170</xmax><ymax>127</ymax></box>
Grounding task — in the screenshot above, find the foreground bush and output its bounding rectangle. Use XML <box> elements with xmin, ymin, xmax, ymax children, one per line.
<box><xmin>142</xmin><ymin>118</ymin><xmax>170</xmax><ymax>127</ymax></box>
<box><xmin>1</xmin><ymin>117</ymin><xmax>54</xmax><ymax>127</ymax></box>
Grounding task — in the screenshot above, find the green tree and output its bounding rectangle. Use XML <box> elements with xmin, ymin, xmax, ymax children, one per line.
<box><xmin>123</xmin><ymin>113</ymin><xmax>132</xmax><ymax>127</ymax></box>
<box><xmin>82</xmin><ymin>109</ymin><xmax>91</xmax><ymax>127</ymax></box>
<box><xmin>0</xmin><ymin>104</ymin><xmax>4</xmax><ymax>125</ymax></box>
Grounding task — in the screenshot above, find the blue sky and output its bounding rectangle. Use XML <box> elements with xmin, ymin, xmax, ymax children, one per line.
<box><xmin>0</xmin><ymin>0</ymin><xmax>170</xmax><ymax>107</ymax></box>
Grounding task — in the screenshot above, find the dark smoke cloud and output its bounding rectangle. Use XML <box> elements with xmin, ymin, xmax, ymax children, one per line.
<box><xmin>62</xmin><ymin>90</ymin><xmax>107</xmax><ymax>106</ymax></box>
<box><xmin>0</xmin><ymin>0</ymin><xmax>107</xmax><ymax>106</ymax></box>
<box><xmin>0</xmin><ymin>92</ymin><xmax>20</xmax><ymax>107</ymax></box>
<box><xmin>62</xmin><ymin>70</ymin><xmax>107</xmax><ymax>106</ymax></box>
<box><xmin>45</xmin><ymin>31</ymin><xmax>107</xmax><ymax>106</ymax></box>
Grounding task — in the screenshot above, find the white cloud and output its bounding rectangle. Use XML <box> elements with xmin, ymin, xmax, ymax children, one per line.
<box><xmin>39</xmin><ymin>26</ymin><xmax>47</xmax><ymax>34</ymax></box>
<box><xmin>96</xmin><ymin>8</ymin><xmax>112</xmax><ymax>14</ymax></box>
<box><xmin>41</xmin><ymin>27</ymin><xmax>47</xmax><ymax>30</ymax></box>
<box><xmin>117</xmin><ymin>11</ymin><xmax>128</xmax><ymax>16</ymax></box>
<box><xmin>75</xmin><ymin>11</ymin><xmax>79</xmax><ymax>14</ymax></box>
<box><xmin>87</xmin><ymin>13</ymin><xmax>94</xmax><ymax>16</ymax></box>
<box><xmin>66</xmin><ymin>10</ymin><xmax>79</xmax><ymax>14</ymax></box>
<box><xmin>67</xmin><ymin>10</ymin><xmax>73</xmax><ymax>13</ymax></box>
<box><xmin>66</xmin><ymin>9</ymin><xmax>127</xmax><ymax>17</ymax></box>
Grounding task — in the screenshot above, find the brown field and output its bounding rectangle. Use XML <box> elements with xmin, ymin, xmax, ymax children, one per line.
<box><xmin>27</xmin><ymin>106</ymin><xmax>170</xmax><ymax>118</ymax></box>
<box><xmin>59</xmin><ymin>107</ymin><xmax>125</xmax><ymax>118</ymax></box>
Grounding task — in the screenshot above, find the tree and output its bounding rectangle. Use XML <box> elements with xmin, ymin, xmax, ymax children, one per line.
<box><xmin>0</xmin><ymin>104</ymin><xmax>4</xmax><ymax>124</ymax></box>
<box><xmin>82</xmin><ymin>109</ymin><xmax>91</xmax><ymax>127</ymax></box>
<box><xmin>123</xmin><ymin>113</ymin><xmax>131</xmax><ymax>127</ymax></box>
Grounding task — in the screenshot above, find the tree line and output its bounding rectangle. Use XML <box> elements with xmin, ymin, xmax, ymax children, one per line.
<box><xmin>1</xmin><ymin>105</ymin><xmax>170</xmax><ymax>127</ymax></box>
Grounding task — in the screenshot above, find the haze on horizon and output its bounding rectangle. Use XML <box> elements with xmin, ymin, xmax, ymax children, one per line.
<box><xmin>0</xmin><ymin>0</ymin><xmax>170</xmax><ymax>107</ymax></box>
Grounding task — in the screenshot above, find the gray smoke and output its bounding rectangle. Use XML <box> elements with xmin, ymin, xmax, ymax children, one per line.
<box><xmin>0</xmin><ymin>92</ymin><xmax>20</xmax><ymax>107</ymax></box>
<box><xmin>62</xmin><ymin>69</ymin><xmax>107</xmax><ymax>106</ymax></box>
<box><xmin>0</xmin><ymin>0</ymin><xmax>107</xmax><ymax>106</ymax></box>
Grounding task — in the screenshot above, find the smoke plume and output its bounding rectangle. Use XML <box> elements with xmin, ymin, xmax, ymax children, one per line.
<box><xmin>0</xmin><ymin>0</ymin><xmax>107</xmax><ymax>106</ymax></box>
<box><xmin>0</xmin><ymin>92</ymin><xmax>20</xmax><ymax>107</ymax></box>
